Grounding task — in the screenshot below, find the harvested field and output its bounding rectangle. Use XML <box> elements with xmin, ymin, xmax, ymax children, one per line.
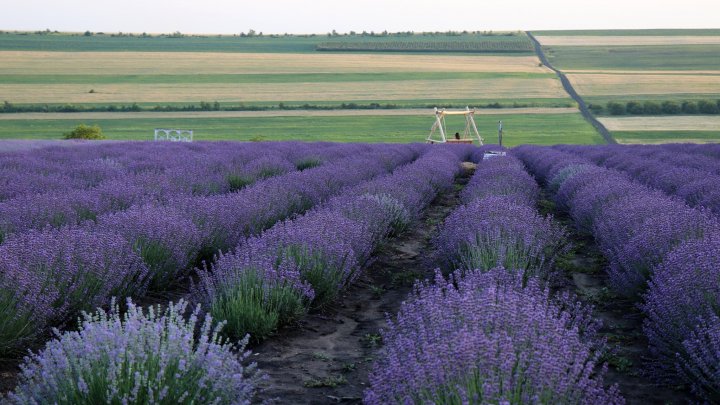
<box><xmin>0</xmin><ymin>51</ymin><xmax>549</xmax><ymax>75</ymax></box>
<box><xmin>599</xmin><ymin>115</ymin><xmax>720</xmax><ymax>131</ymax></box>
<box><xmin>566</xmin><ymin>73</ymin><xmax>720</xmax><ymax>96</ymax></box>
<box><xmin>563</xmin><ymin>69</ymin><xmax>720</xmax><ymax>75</ymax></box>
<box><xmin>0</xmin><ymin>107</ymin><xmax>579</xmax><ymax>121</ymax></box>
<box><xmin>536</xmin><ymin>35</ymin><xmax>720</xmax><ymax>46</ymax></box>
<box><xmin>0</xmin><ymin>77</ymin><xmax>567</xmax><ymax>104</ymax></box>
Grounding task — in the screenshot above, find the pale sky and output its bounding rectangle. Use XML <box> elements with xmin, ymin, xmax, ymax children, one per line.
<box><xmin>1</xmin><ymin>0</ymin><xmax>718</xmax><ymax>34</ymax></box>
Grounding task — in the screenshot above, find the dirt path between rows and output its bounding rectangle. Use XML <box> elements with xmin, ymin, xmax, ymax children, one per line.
<box><xmin>252</xmin><ymin>165</ymin><xmax>472</xmax><ymax>404</ymax></box>
<box><xmin>545</xmin><ymin>200</ymin><xmax>694</xmax><ymax>404</ymax></box>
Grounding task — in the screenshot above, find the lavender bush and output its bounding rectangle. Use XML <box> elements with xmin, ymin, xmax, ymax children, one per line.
<box><xmin>4</xmin><ymin>299</ymin><xmax>264</xmax><ymax>405</ymax></box>
<box><xmin>0</xmin><ymin>227</ymin><xmax>148</xmax><ymax>357</ymax></box>
<box><xmin>460</xmin><ymin>155</ymin><xmax>539</xmax><ymax>206</ymax></box>
<box><xmin>97</xmin><ymin>205</ymin><xmax>202</xmax><ymax>289</ymax></box>
<box><xmin>608</xmin><ymin>208</ymin><xmax>719</xmax><ymax>297</ymax></box>
<box><xmin>365</xmin><ymin>268</ymin><xmax>622</xmax><ymax>405</ymax></box>
<box><xmin>642</xmin><ymin>233</ymin><xmax>720</xmax><ymax>399</ymax></box>
<box><xmin>195</xmin><ymin>147</ymin><xmax>459</xmax><ymax>341</ymax></box>
<box><xmin>434</xmin><ymin>196</ymin><xmax>567</xmax><ymax>280</ymax></box>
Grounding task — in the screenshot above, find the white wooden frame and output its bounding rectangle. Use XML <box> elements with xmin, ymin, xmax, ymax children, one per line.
<box><xmin>154</xmin><ymin>128</ymin><xmax>193</xmax><ymax>142</ymax></box>
<box><xmin>427</xmin><ymin>107</ymin><xmax>483</xmax><ymax>144</ymax></box>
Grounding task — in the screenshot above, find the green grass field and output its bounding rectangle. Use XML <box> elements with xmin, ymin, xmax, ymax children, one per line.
<box><xmin>0</xmin><ymin>113</ymin><xmax>603</xmax><ymax>145</ymax></box>
<box><xmin>0</xmin><ymin>32</ymin><xmax>532</xmax><ymax>54</ymax></box>
<box><xmin>543</xmin><ymin>44</ymin><xmax>720</xmax><ymax>71</ymax></box>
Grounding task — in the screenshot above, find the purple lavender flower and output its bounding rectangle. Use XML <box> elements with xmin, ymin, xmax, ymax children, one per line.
<box><xmin>96</xmin><ymin>204</ymin><xmax>202</xmax><ymax>289</ymax></box>
<box><xmin>434</xmin><ymin>196</ymin><xmax>567</xmax><ymax>280</ymax></box>
<box><xmin>365</xmin><ymin>268</ymin><xmax>622</xmax><ymax>405</ymax></box>
<box><xmin>642</xmin><ymin>232</ymin><xmax>720</xmax><ymax>398</ymax></box>
<box><xmin>5</xmin><ymin>299</ymin><xmax>264</xmax><ymax>404</ymax></box>
<box><xmin>0</xmin><ymin>227</ymin><xmax>148</xmax><ymax>356</ymax></box>
<box><xmin>461</xmin><ymin>155</ymin><xmax>540</xmax><ymax>206</ymax></box>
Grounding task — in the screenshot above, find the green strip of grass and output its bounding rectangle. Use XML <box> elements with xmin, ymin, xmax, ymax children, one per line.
<box><xmin>0</xmin><ymin>32</ymin><xmax>533</xmax><ymax>54</ymax></box>
<box><xmin>0</xmin><ymin>113</ymin><xmax>603</xmax><ymax>146</ymax></box>
<box><xmin>544</xmin><ymin>44</ymin><xmax>720</xmax><ymax>71</ymax></box>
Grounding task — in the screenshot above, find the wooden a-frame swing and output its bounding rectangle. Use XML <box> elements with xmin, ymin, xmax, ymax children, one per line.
<box><xmin>426</xmin><ymin>107</ymin><xmax>483</xmax><ymax>145</ymax></box>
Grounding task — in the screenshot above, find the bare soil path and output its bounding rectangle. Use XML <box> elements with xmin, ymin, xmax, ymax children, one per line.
<box><xmin>252</xmin><ymin>165</ymin><xmax>472</xmax><ymax>404</ymax></box>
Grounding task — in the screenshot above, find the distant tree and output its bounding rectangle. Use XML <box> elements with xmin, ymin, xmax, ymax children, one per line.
<box><xmin>606</xmin><ymin>101</ymin><xmax>625</xmax><ymax>115</ymax></box>
<box><xmin>626</xmin><ymin>101</ymin><xmax>644</xmax><ymax>115</ymax></box>
<box><xmin>247</xmin><ymin>29</ymin><xmax>256</xmax><ymax>37</ymax></box>
<box><xmin>643</xmin><ymin>101</ymin><xmax>661</xmax><ymax>115</ymax></box>
<box><xmin>698</xmin><ymin>99</ymin><xmax>720</xmax><ymax>114</ymax></box>
<box><xmin>83</xmin><ymin>30</ymin><xmax>93</xmax><ymax>37</ymax></box>
<box><xmin>682</xmin><ymin>101</ymin><xmax>699</xmax><ymax>114</ymax></box>
<box><xmin>213</xmin><ymin>101</ymin><xmax>221</xmax><ymax>111</ymax></box>
<box><xmin>588</xmin><ymin>103</ymin><xmax>604</xmax><ymax>114</ymax></box>
<box><xmin>660</xmin><ymin>101</ymin><xmax>681</xmax><ymax>114</ymax></box>
<box><xmin>63</xmin><ymin>124</ymin><xmax>105</xmax><ymax>140</ymax></box>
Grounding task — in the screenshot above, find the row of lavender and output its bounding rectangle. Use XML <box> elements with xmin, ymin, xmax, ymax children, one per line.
<box><xmin>0</xmin><ymin>143</ymin><xmax>424</xmax><ymax>358</ymax></box>
<box><xmin>556</xmin><ymin>144</ymin><xmax>720</xmax><ymax>215</ymax></box>
<box><xmin>0</xmin><ymin>141</ymin><xmax>371</xmax><ymax>242</ymax></box>
<box><xmin>365</xmin><ymin>155</ymin><xmax>623</xmax><ymax>404</ymax></box>
<box><xmin>194</xmin><ymin>146</ymin><xmax>467</xmax><ymax>341</ymax></box>
<box><xmin>515</xmin><ymin>145</ymin><xmax>720</xmax><ymax>401</ymax></box>
<box><xmin>2</xmin><ymin>144</ymin><xmax>468</xmax><ymax>403</ymax></box>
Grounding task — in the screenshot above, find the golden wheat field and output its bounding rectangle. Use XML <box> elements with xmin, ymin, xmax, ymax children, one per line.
<box><xmin>0</xmin><ymin>77</ymin><xmax>567</xmax><ymax>104</ymax></box>
<box><xmin>0</xmin><ymin>51</ymin><xmax>550</xmax><ymax>75</ymax></box>
<box><xmin>536</xmin><ymin>35</ymin><xmax>720</xmax><ymax>46</ymax></box>
<box><xmin>566</xmin><ymin>73</ymin><xmax>720</xmax><ymax>96</ymax></box>
<box><xmin>599</xmin><ymin>115</ymin><xmax>720</xmax><ymax>131</ymax></box>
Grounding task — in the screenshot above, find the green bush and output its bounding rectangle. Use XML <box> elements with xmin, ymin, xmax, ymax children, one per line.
<box><xmin>606</xmin><ymin>102</ymin><xmax>625</xmax><ymax>115</ymax></box>
<box><xmin>626</xmin><ymin>101</ymin><xmax>644</xmax><ymax>115</ymax></box>
<box><xmin>682</xmin><ymin>101</ymin><xmax>699</xmax><ymax>114</ymax></box>
<box><xmin>661</xmin><ymin>101</ymin><xmax>681</xmax><ymax>114</ymax></box>
<box><xmin>698</xmin><ymin>100</ymin><xmax>720</xmax><ymax>114</ymax></box>
<box><xmin>588</xmin><ymin>104</ymin><xmax>604</xmax><ymax>114</ymax></box>
<box><xmin>643</xmin><ymin>101</ymin><xmax>661</xmax><ymax>115</ymax></box>
<box><xmin>63</xmin><ymin>124</ymin><xmax>105</xmax><ymax>140</ymax></box>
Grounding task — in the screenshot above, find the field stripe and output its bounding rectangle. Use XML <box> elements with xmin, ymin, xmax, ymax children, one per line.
<box><xmin>0</xmin><ymin>78</ymin><xmax>568</xmax><ymax>104</ymax></box>
<box><xmin>599</xmin><ymin>116</ymin><xmax>720</xmax><ymax>131</ymax></box>
<box><xmin>536</xmin><ymin>36</ymin><xmax>720</xmax><ymax>46</ymax></box>
<box><xmin>0</xmin><ymin>107</ymin><xmax>579</xmax><ymax>121</ymax></box>
<box><xmin>566</xmin><ymin>73</ymin><xmax>720</xmax><ymax>96</ymax></box>
<box><xmin>0</xmin><ymin>51</ymin><xmax>548</xmax><ymax>75</ymax></box>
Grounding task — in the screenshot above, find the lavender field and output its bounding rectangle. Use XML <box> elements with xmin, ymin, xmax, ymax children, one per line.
<box><xmin>0</xmin><ymin>140</ymin><xmax>718</xmax><ymax>404</ymax></box>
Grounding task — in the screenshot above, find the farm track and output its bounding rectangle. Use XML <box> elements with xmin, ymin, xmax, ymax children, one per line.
<box><xmin>252</xmin><ymin>164</ymin><xmax>473</xmax><ymax>404</ymax></box>
<box><xmin>526</xmin><ymin>32</ymin><xmax>616</xmax><ymax>144</ymax></box>
<box><xmin>547</xmin><ymin>201</ymin><xmax>694</xmax><ymax>404</ymax></box>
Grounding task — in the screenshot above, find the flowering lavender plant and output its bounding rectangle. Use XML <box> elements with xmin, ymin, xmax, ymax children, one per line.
<box><xmin>0</xmin><ymin>227</ymin><xmax>148</xmax><ymax>357</ymax></box>
<box><xmin>365</xmin><ymin>268</ymin><xmax>622</xmax><ymax>405</ymax></box>
<box><xmin>5</xmin><ymin>299</ymin><xmax>264</xmax><ymax>405</ymax></box>
<box><xmin>434</xmin><ymin>196</ymin><xmax>567</xmax><ymax>280</ymax></box>
<box><xmin>460</xmin><ymin>155</ymin><xmax>539</xmax><ymax>206</ymax></box>
<box><xmin>97</xmin><ymin>205</ymin><xmax>202</xmax><ymax>289</ymax></box>
<box><xmin>642</xmin><ymin>233</ymin><xmax>720</xmax><ymax>398</ymax></box>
